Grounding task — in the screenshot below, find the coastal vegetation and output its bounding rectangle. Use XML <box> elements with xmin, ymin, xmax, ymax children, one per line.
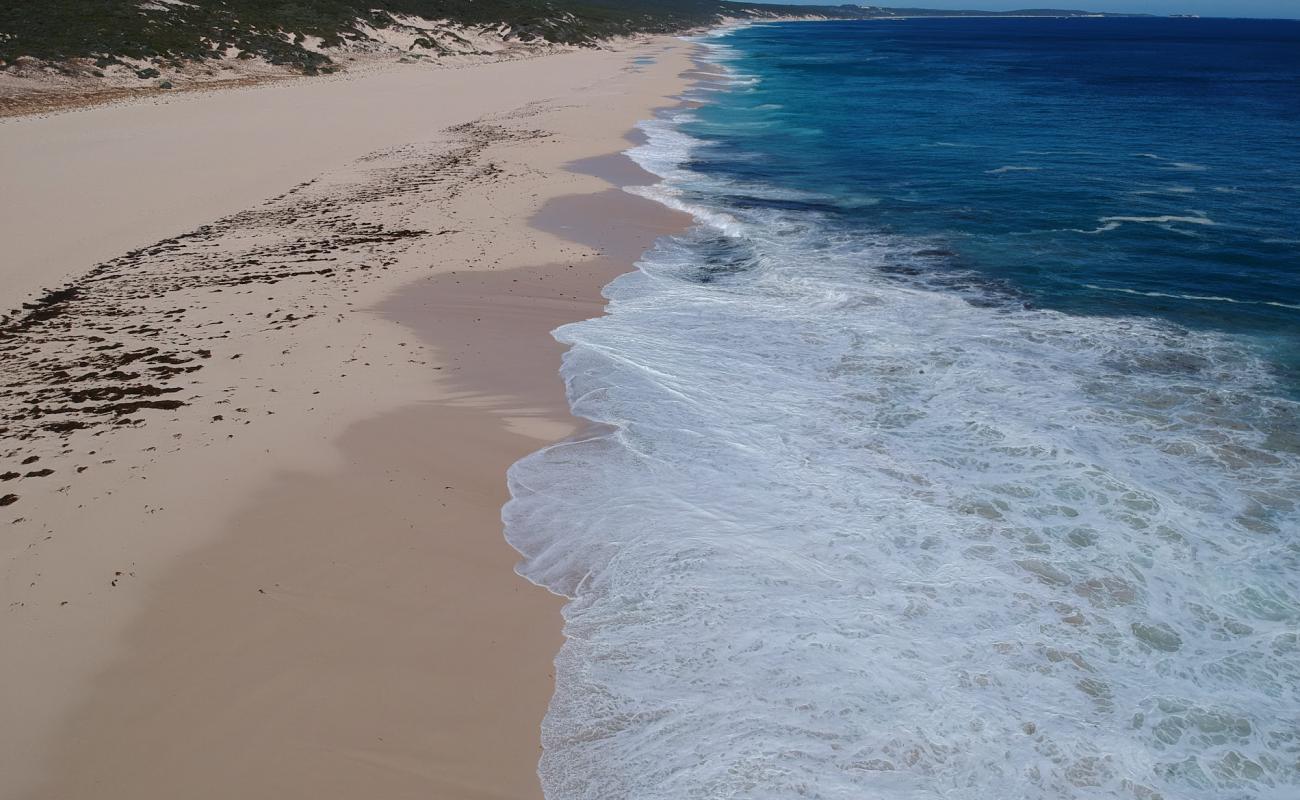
<box><xmin>0</xmin><ymin>2</ymin><xmax>1138</xmax><ymax>73</ymax></box>
<box><xmin>0</xmin><ymin>1</ymin><xmax>850</xmax><ymax>72</ymax></box>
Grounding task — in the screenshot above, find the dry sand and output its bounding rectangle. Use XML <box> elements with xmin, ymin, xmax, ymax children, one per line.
<box><xmin>0</xmin><ymin>40</ymin><xmax>692</xmax><ymax>799</ymax></box>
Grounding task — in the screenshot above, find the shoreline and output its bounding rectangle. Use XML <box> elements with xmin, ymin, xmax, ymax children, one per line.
<box><xmin>1</xmin><ymin>39</ymin><xmax>694</xmax><ymax>799</ymax></box>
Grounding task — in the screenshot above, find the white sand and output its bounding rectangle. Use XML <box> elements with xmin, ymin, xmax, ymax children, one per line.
<box><xmin>0</xmin><ymin>40</ymin><xmax>693</xmax><ymax>799</ymax></box>
<box><xmin>1</xmin><ymin>50</ymin><xmax>641</xmax><ymax>313</ymax></box>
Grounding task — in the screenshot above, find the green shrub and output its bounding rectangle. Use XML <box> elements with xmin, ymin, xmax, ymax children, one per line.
<box><xmin>0</xmin><ymin>0</ymin><xmax>882</xmax><ymax>73</ymax></box>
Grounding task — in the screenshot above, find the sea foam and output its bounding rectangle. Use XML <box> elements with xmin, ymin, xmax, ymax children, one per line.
<box><xmin>505</xmin><ymin>27</ymin><xmax>1300</xmax><ymax>800</ymax></box>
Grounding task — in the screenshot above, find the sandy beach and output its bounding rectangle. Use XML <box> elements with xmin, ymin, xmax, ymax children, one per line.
<box><xmin>1</xmin><ymin>39</ymin><xmax>691</xmax><ymax>799</ymax></box>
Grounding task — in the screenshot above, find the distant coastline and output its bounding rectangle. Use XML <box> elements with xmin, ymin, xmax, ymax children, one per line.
<box><xmin>0</xmin><ymin>2</ymin><xmax>1154</xmax><ymax>116</ymax></box>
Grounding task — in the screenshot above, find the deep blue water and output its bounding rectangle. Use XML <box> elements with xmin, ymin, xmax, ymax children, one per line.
<box><xmin>508</xmin><ymin>19</ymin><xmax>1300</xmax><ymax>800</ymax></box>
<box><xmin>687</xmin><ymin>17</ymin><xmax>1300</xmax><ymax>385</ymax></box>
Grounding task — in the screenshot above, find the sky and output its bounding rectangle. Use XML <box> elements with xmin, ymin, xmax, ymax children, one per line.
<box><xmin>778</xmin><ymin>0</ymin><xmax>1300</xmax><ymax>19</ymax></box>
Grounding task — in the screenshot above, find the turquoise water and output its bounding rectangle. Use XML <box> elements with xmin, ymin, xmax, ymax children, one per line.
<box><xmin>686</xmin><ymin>18</ymin><xmax>1300</xmax><ymax>384</ymax></box>
<box><xmin>507</xmin><ymin>19</ymin><xmax>1300</xmax><ymax>800</ymax></box>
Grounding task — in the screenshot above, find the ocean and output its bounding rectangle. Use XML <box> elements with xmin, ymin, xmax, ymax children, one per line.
<box><xmin>506</xmin><ymin>17</ymin><xmax>1300</xmax><ymax>799</ymax></box>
